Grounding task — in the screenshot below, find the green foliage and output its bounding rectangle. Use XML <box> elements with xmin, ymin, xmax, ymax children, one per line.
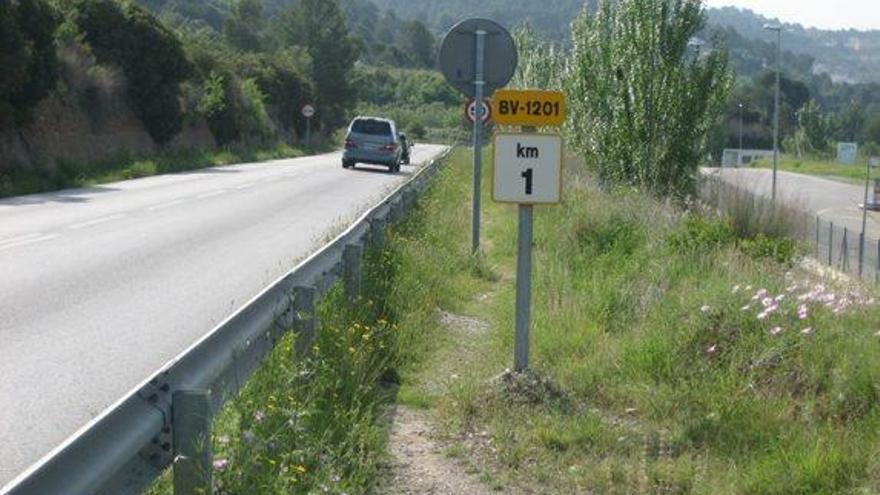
<box><xmin>73</xmin><ymin>0</ymin><xmax>191</xmax><ymax>144</ymax></box>
<box><xmin>667</xmin><ymin>214</ymin><xmax>736</xmax><ymax>252</ymax></box>
<box><xmin>511</xmin><ymin>25</ymin><xmax>567</xmax><ymax>90</ymax></box>
<box><xmin>740</xmin><ymin>234</ymin><xmax>797</xmax><ymax>265</ymax></box>
<box><xmin>0</xmin><ymin>0</ymin><xmax>60</xmax><ymax>129</ymax></box>
<box><xmin>274</xmin><ymin>0</ymin><xmax>359</xmax><ymax>128</ymax></box>
<box><xmin>566</xmin><ymin>0</ymin><xmax>734</xmax><ymax>198</ymax></box>
<box><xmin>224</xmin><ymin>0</ymin><xmax>263</xmax><ymax>52</ymax></box>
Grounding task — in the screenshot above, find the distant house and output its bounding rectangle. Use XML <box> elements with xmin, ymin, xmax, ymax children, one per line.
<box><xmin>721</xmin><ymin>149</ymin><xmax>775</xmax><ymax>168</ymax></box>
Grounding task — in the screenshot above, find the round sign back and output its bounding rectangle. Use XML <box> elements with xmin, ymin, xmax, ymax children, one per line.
<box><xmin>302</xmin><ymin>104</ymin><xmax>315</xmax><ymax>118</ymax></box>
<box><xmin>439</xmin><ymin>18</ymin><xmax>518</xmax><ymax>98</ymax></box>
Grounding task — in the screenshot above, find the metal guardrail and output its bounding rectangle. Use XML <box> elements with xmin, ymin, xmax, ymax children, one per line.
<box><xmin>1</xmin><ymin>149</ymin><xmax>451</xmax><ymax>495</ymax></box>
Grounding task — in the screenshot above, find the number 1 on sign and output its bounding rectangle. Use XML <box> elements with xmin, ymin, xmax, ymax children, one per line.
<box><xmin>521</xmin><ymin>168</ymin><xmax>533</xmax><ymax>195</ymax></box>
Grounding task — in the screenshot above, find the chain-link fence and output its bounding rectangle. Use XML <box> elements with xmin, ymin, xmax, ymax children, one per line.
<box><xmin>702</xmin><ymin>176</ymin><xmax>880</xmax><ymax>285</ymax></box>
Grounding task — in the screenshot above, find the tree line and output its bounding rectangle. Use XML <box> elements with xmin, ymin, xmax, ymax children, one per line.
<box><xmin>0</xmin><ymin>0</ymin><xmax>443</xmax><ymax>151</ymax></box>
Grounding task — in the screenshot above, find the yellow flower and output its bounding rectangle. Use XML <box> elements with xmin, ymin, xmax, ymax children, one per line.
<box><xmin>294</xmin><ymin>465</ymin><xmax>307</xmax><ymax>474</ymax></box>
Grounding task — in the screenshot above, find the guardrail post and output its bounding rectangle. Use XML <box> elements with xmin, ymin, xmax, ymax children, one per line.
<box><xmin>370</xmin><ymin>217</ymin><xmax>386</xmax><ymax>250</ymax></box>
<box><xmin>172</xmin><ymin>390</ymin><xmax>213</xmax><ymax>495</ymax></box>
<box><xmin>293</xmin><ymin>286</ymin><xmax>317</xmax><ymax>356</ymax></box>
<box><xmin>343</xmin><ymin>244</ymin><xmax>363</xmax><ymax>304</ymax></box>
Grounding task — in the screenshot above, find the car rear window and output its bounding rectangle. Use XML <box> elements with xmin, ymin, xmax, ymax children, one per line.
<box><xmin>351</xmin><ymin>119</ymin><xmax>392</xmax><ymax>136</ymax></box>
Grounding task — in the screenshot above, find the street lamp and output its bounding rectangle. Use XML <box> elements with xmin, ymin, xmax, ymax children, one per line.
<box><xmin>764</xmin><ymin>24</ymin><xmax>782</xmax><ymax>202</ymax></box>
<box><xmin>738</xmin><ymin>103</ymin><xmax>744</xmax><ymax>167</ymax></box>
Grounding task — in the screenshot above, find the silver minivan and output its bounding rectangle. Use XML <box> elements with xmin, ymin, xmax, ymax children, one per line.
<box><xmin>342</xmin><ymin>117</ymin><xmax>403</xmax><ymax>172</ymax></box>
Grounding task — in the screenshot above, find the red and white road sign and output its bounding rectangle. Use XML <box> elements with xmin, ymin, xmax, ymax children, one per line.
<box><xmin>465</xmin><ymin>98</ymin><xmax>492</xmax><ymax>124</ymax></box>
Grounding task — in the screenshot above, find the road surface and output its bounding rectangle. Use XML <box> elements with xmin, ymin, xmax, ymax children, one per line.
<box><xmin>705</xmin><ymin>167</ymin><xmax>880</xmax><ymax>240</ymax></box>
<box><xmin>0</xmin><ymin>145</ymin><xmax>448</xmax><ymax>486</ymax></box>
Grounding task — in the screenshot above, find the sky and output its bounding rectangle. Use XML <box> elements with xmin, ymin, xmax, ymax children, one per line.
<box><xmin>705</xmin><ymin>0</ymin><xmax>880</xmax><ymax>31</ymax></box>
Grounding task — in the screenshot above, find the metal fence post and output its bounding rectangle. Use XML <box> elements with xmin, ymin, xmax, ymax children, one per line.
<box><xmin>859</xmin><ymin>232</ymin><xmax>866</xmax><ymax>278</ymax></box>
<box><xmin>842</xmin><ymin>227</ymin><xmax>849</xmax><ymax>271</ymax></box>
<box><xmin>828</xmin><ymin>221</ymin><xmax>834</xmax><ymax>266</ymax></box>
<box><xmin>172</xmin><ymin>390</ymin><xmax>212</xmax><ymax>495</ymax></box>
<box><xmin>876</xmin><ymin>238</ymin><xmax>880</xmax><ymax>284</ymax></box>
<box><xmin>343</xmin><ymin>244</ymin><xmax>363</xmax><ymax>304</ymax></box>
<box><xmin>293</xmin><ymin>286</ymin><xmax>317</xmax><ymax>356</ymax></box>
<box><xmin>815</xmin><ymin>216</ymin><xmax>820</xmax><ymax>259</ymax></box>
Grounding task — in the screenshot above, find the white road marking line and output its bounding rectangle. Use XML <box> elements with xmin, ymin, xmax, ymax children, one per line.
<box><xmin>234</xmin><ymin>183</ymin><xmax>255</xmax><ymax>190</ymax></box>
<box><xmin>0</xmin><ymin>234</ymin><xmax>60</xmax><ymax>251</ymax></box>
<box><xmin>0</xmin><ymin>233</ymin><xmax>45</xmax><ymax>246</ymax></box>
<box><xmin>68</xmin><ymin>214</ymin><xmax>126</xmax><ymax>230</ymax></box>
<box><xmin>196</xmin><ymin>190</ymin><xmax>226</xmax><ymax>200</ymax></box>
<box><xmin>146</xmin><ymin>199</ymin><xmax>185</xmax><ymax>212</ymax></box>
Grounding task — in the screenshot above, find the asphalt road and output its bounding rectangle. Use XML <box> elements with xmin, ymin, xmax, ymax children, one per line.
<box><xmin>705</xmin><ymin>167</ymin><xmax>880</xmax><ymax>240</ymax></box>
<box><xmin>0</xmin><ymin>144</ymin><xmax>448</xmax><ymax>487</ymax></box>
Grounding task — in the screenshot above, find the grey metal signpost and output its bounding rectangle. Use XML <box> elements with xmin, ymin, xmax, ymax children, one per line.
<box><xmin>302</xmin><ymin>104</ymin><xmax>315</xmax><ymax>147</ymax></box>
<box><xmin>440</xmin><ymin>19</ymin><xmax>517</xmax><ymax>255</ymax></box>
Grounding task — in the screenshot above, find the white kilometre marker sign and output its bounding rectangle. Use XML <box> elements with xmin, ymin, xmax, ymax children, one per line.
<box><xmin>493</xmin><ymin>133</ymin><xmax>562</xmax><ymax>204</ymax></box>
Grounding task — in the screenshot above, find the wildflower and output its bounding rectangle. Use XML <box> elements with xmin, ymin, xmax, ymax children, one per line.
<box><xmin>254</xmin><ymin>411</ymin><xmax>265</xmax><ymax>423</ymax></box>
<box><xmin>774</xmin><ymin>294</ymin><xmax>786</xmax><ymax>302</ymax></box>
<box><xmin>801</xmin><ymin>327</ymin><xmax>813</xmax><ymax>335</ymax></box>
<box><xmin>294</xmin><ymin>464</ymin><xmax>307</xmax><ymax>474</ymax></box>
<box><xmin>770</xmin><ymin>326</ymin><xmax>783</xmax><ymax>336</ymax></box>
<box><xmin>785</xmin><ymin>284</ymin><xmax>798</xmax><ymax>293</ymax></box>
<box><xmin>741</xmin><ymin>304</ymin><xmax>752</xmax><ymax>311</ymax></box>
<box><xmin>700</xmin><ymin>305</ymin><xmax>711</xmax><ymax>313</ymax></box>
<box><xmin>707</xmin><ymin>344</ymin><xmax>717</xmax><ymax>354</ymax></box>
<box><xmin>732</xmin><ymin>285</ymin><xmax>741</xmax><ymax>294</ymax></box>
<box><xmin>213</xmin><ymin>458</ymin><xmax>229</xmax><ymax>471</ymax></box>
<box><xmin>761</xmin><ymin>297</ymin><xmax>774</xmax><ymax>308</ymax></box>
<box><xmin>874</xmin><ymin>330</ymin><xmax>880</xmax><ymax>337</ymax></box>
<box><xmin>797</xmin><ymin>304</ymin><xmax>809</xmax><ymax>320</ymax></box>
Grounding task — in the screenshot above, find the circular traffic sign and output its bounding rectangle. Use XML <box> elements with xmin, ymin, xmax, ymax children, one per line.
<box><xmin>465</xmin><ymin>98</ymin><xmax>492</xmax><ymax>124</ymax></box>
<box><xmin>439</xmin><ymin>18</ymin><xmax>518</xmax><ymax>97</ymax></box>
<box><xmin>302</xmin><ymin>104</ymin><xmax>315</xmax><ymax>118</ymax></box>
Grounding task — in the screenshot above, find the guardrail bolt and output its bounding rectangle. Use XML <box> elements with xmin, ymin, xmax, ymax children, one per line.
<box><xmin>343</xmin><ymin>244</ymin><xmax>363</xmax><ymax>305</ymax></box>
<box><xmin>172</xmin><ymin>390</ymin><xmax>213</xmax><ymax>495</ymax></box>
<box><xmin>293</xmin><ymin>286</ymin><xmax>317</xmax><ymax>356</ymax></box>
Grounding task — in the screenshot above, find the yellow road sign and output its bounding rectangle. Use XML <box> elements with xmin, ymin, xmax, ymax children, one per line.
<box><xmin>492</xmin><ymin>89</ymin><xmax>566</xmax><ymax>127</ymax></box>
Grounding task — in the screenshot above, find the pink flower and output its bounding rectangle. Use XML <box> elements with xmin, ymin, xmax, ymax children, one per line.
<box><xmin>213</xmin><ymin>458</ymin><xmax>229</xmax><ymax>471</ymax></box>
<box><xmin>797</xmin><ymin>304</ymin><xmax>809</xmax><ymax>320</ymax></box>
<box><xmin>769</xmin><ymin>326</ymin><xmax>783</xmax><ymax>336</ymax></box>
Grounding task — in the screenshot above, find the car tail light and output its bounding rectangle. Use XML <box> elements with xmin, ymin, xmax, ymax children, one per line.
<box><xmin>345</xmin><ymin>139</ymin><xmax>357</xmax><ymax>149</ymax></box>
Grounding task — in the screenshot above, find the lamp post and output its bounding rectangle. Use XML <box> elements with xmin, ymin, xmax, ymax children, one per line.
<box><xmin>738</xmin><ymin>103</ymin><xmax>744</xmax><ymax>167</ymax></box>
<box><xmin>764</xmin><ymin>24</ymin><xmax>782</xmax><ymax>202</ymax></box>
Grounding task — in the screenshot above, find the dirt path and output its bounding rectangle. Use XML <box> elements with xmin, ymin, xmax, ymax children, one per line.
<box><xmin>384</xmin><ymin>406</ymin><xmax>493</xmax><ymax>495</ymax></box>
<box><xmin>382</xmin><ymin>309</ymin><xmax>497</xmax><ymax>495</ymax></box>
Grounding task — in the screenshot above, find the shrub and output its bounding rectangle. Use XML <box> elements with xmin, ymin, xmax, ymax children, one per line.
<box><xmin>0</xmin><ymin>0</ymin><xmax>60</xmax><ymax>129</ymax></box>
<box><xmin>740</xmin><ymin>234</ymin><xmax>798</xmax><ymax>265</ymax></box>
<box><xmin>667</xmin><ymin>214</ymin><xmax>736</xmax><ymax>252</ymax></box>
<box><xmin>73</xmin><ymin>0</ymin><xmax>191</xmax><ymax>144</ymax></box>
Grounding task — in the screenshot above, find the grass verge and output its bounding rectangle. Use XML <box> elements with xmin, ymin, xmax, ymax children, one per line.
<box><xmin>385</xmin><ymin>148</ymin><xmax>880</xmax><ymax>494</ymax></box>
<box><xmin>0</xmin><ymin>140</ymin><xmax>328</xmax><ymax>198</ymax></box>
<box><xmin>753</xmin><ymin>155</ymin><xmax>876</xmax><ymax>184</ymax></box>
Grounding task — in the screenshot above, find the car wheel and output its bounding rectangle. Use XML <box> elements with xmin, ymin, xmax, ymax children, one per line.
<box><xmin>390</xmin><ymin>163</ymin><xmax>400</xmax><ymax>173</ymax></box>
<box><xmin>342</xmin><ymin>160</ymin><xmax>353</xmax><ymax>168</ymax></box>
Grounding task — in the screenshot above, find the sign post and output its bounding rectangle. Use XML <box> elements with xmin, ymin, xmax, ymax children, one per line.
<box><xmin>302</xmin><ymin>104</ymin><xmax>315</xmax><ymax>147</ymax></box>
<box><xmin>440</xmin><ymin>19</ymin><xmax>517</xmax><ymax>255</ymax></box>
<box><xmin>492</xmin><ymin>89</ymin><xmax>565</xmax><ymax>372</ymax></box>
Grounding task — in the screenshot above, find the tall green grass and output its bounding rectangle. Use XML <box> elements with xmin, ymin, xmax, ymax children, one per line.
<box><xmin>407</xmin><ymin>150</ymin><xmax>880</xmax><ymax>493</ymax></box>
